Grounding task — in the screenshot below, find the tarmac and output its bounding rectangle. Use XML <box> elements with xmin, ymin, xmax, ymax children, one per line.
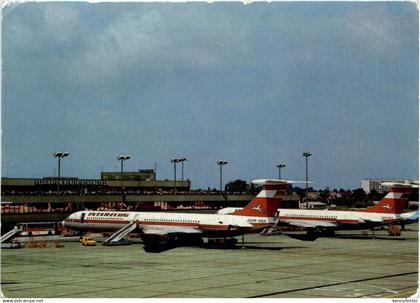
<box><xmin>1</xmin><ymin>224</ymin><xmax>418</xmax><ymax>298</ymax></box>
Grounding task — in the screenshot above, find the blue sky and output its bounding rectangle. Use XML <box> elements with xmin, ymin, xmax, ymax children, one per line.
<box><xmin>2</xmin><ymin>2</ymin><xmax>418</xmax><ymax>190</ymax></box>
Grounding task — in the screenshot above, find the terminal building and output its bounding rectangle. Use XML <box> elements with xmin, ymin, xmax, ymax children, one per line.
<box><xmin>1</xmin><ymin>169</ymin><xmax>300</xmax><ymax>231</ymax></box>
<box><xmin>2</xmin><ymin>169</ymin><xmax>190</xmax><ymax>196</ymax></box>
<box><xmin>361</xmin><ymin>179</ymin><xmax>417</xmax><ymax>194</ymax></box>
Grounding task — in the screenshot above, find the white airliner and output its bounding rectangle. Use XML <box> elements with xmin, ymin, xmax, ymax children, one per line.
<box><xmin>63</xmin><ymin>179</ymin><xmax>292</xmax><ymax>252</ymax></box>
<box><xmin>275</xmin><ymin>182</ymin><xmax>418</xmax><ymax>240</ymax></box>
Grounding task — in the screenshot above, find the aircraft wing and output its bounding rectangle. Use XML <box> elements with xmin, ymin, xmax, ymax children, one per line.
<box><xmin>141</xmin><ymin>222</ymin><xmax>254</xmax><ymax>236</ymax></box>
<box><xmin>141</xmin><ymin>225</ymin><xmax>202</xmax><ymax>235</ymax></box>
<box><xmin>361</xmin><ymin>218</ymin><xmax>383</xmax><ymax>223</ymax></box>
<box><xmin>400</xmin><ymin>211</ymin><xmax>419</xmax><ymax>222</ymax></box>
<box><xmin>284</xmin><ymin>220</ymin><xmax>338</xmax><ymax>228</ymax></box>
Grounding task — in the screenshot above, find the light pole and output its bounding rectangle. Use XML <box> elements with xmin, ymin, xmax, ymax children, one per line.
<box><xmin>179</xmin><ymin>157</ymin><xmax>187</xmax><ymax>181</ymax></box>
<box><xmin>217</xmin><ymin>160</ymin><xmax>228</xmax><ymax>192</ymax></box>
<box><xmin>118</xmin><ymin>154</ymin><xmax>131</xmax><ymax>202</ymax></box>
<box><xmin>276</xmin><ymin>163</ymin><xmax>286</xmax><ymax>179</ymax></box>
<box><xmin>171</xmin><ymin>158</ymin><xmax>180</xmax><ymax>194</ymax></box>
<box><xmin>302</xmin><ymin>151</ymin><xmax>312</xmax><ymax>197</ymax></box>
<box><xmin>54</xmin><ymin>152</ymin><xmax>69</xmax><ymax>194</ymax></box>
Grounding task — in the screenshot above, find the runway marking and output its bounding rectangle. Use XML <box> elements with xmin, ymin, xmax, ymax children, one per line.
<box><xmin>248</xmin><ymin>271</ymin><xmax>418</xmax><ymax>298</ymax></box>
<box><xmin>308</xmin><ymin>276</ymin><xmax>401</xmax><ymax>296</ymax></box>
<box><xmin>381</xmin><ymin>288</ymin><xmax>418</xmax><ymax>298</ymax></box>
<box><xmin>363</xmin><ymin>284</ymin><xmax>398</xmax><ymax>295</ymax></box>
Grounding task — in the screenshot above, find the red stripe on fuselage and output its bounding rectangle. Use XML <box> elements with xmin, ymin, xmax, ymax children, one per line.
<box><xmin>65</xmin><ymin>219</ymin><xmax>131</xmax><ymax>225</ymax></box>
<box><xmin>279</xmin><ymin>216</ymin><xmax>360</xmax><ymax>224</ymax></box>
<box><xmin>65</xmin><ymin>219</ymin><xmax>270</xmax><ymax>230</ymax></box>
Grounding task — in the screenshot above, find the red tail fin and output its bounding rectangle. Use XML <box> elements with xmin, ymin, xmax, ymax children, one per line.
<box><xmin>233</xmin><ymin>179</ymin><xmax>289</xmax><ymax>217</ymax></box>
<box><xmin>363</xmin><ymin>184</ymin><xmax>413</xmax><ymax>214</ymax></box>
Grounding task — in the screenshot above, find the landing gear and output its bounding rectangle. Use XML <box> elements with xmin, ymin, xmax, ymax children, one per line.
<box><xmin>141</xmin><ymin>234</ymin><xmax>204</xmax><ymax>253</ymax></box>
<box><xmin>142</xmin><ymin>235</ymin><xmax>175</xmax><ymax>253</ymax></box>
<box><xmin>141</xmin><ymin>235</ymin><xmax>241</xmax><ymax>252</ymax></box>
<box><xmin>371</xmin><ymin>228</ymin><xmax>376</xmax><ymax>239</ymax></box>
<box><xmin>206</xmin><ymin>237</ymin><xmax>238</xmax><ymax>249</ymax></box>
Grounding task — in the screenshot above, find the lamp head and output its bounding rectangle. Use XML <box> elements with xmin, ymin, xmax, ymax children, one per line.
<box><xmin>118</xmin><ymin>155</ymin><xmax>131</xmax><ymax>161</ymax></box>
<box><xmin>54</xmin><ymin>152</ymin><xmax>70</xmax><ymax>158</ymax></box>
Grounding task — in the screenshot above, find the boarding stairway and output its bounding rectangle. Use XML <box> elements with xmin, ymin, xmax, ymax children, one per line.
<box><xmin>260</xmin><ymin>215</ymin><xmax>281</xmax><ymax>236</ymax></box>
<box><xmin>103</xmin><ymin>221</ymin><xmax>138</xmax><ymax>246</ymax></box>
<box><xmin>1</xmin><ymin>225</ymin><xmax>23</xmax><ymax>243</ymax></box>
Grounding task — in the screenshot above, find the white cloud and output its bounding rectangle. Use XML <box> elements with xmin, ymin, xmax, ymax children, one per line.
<box><xmin>341</xmin><ymin>7</ymin><xmax>408</xmax><ymax>57</ymax></box>
<box><xmin>63</xmin><ymin>6</ymin><xmax>255</xmax><ymax>85</ymax></box>
<box><xmin>5</xmin><ymin>4</ymin><xmax>82</xmax><ymax>52</ymax></box>
<box><xmin>5</xmin><ymin>3</ymin><xmax>416</xmax><ymax>88</ymax></box>
<box><xmin>41</xmin><ymin>4</ymin><xmax>82</xmax><ymax>44</ymax></box>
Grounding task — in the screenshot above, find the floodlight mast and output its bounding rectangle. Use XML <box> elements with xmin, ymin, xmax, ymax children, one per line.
<box><xmin>178</xmin><ymin>157</ymin><xmax>187</xmax><ymax>181</ymax></box>
<box><xmin>217</xmin><ymin>160</ymin><xmax>228</xmax><ymax>192</ymax></box>
<box><xmin>118</xmin><ymin>155</ymin><xmax>131</xmax><ymax>202</ymax></box>
<box><xmin>118</xmin><ymin>155</ymin><xmax>131</xmax><ymax>173</ymax></box>
<box><xmin>54</xmin><ymin>152</ymin><xmax>69</xmax><ymax>194</ymax></box>
<box><xmin>171</xmin><ymin>158</ymin><xmax>181</xmax><ymax>194</ymax></box>
<box><xmin>276</xmin><ymin>163</ymin><xmax>286</xmax><ymax>180</ymax></box>
<box><xmin>302</xmin><ymin>151</ymin><xmax>312</xmax><ymax>197</ymax></box>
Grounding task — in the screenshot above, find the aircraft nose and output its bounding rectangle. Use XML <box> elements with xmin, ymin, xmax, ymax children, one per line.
<box><xmin>62</xmin><ymin>214</ymin><xmax>71</xmax><ymax>227</ymax></box>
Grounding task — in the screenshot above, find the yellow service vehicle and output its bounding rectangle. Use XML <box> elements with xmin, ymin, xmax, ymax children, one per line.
<box><xmin>388</xmin><ymin>225</ymin><xmax>401</xmax><ymax>236</ymax></box>
<box><xmin>80</xmin><ymin>235</ymin><xmax>96</xmax><ymax>246</ymax></box>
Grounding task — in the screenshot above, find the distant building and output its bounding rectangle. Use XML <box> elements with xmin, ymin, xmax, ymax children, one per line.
<box><xmin>101</xmin><ymin>170</ymin><xmax>156</xmax><ymax>181</ymax></box>
<box><xmin>280</xmin><ymin>194</ymin><xmax>301</xmax><ymax>208</ymax></box>
<box><xmin>2</xmin><ymin>169</ymin><xmax>190</xmax><ymax>195</ymax></box>
<box><xmin>307</xmin><ymin>191</ymin><xmax>320</xmax><ymax>201</ymax></box>
<box><xmin>361</xmin><ymin>179</ymin><xmax>414</xmax><ymax>194</ymax></box>
<box><xmin>299</xmin><ymin>201</ymin><xmax>327</xmax><ymax>209</ymax></box>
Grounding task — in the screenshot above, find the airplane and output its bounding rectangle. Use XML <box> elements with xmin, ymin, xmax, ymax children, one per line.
<box><xmin>63</xmin><ymin>179</ymin><xmax>295</xmax><ymax>252</ymax></box>
<box><xmin>274</xmin><ymin>182</ymin><xmax>418</xmax><ymax>240</ymax></box>
<box><xmin>399</xmin><ymin>210</ymin><xmax>419</xmax><ymax>229</ymax></box>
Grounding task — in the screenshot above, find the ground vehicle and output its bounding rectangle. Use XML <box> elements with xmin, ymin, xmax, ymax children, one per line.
<box><xmin>80</xmin><ymin>236</ymin><xmax>96</xmax><ymax>246</ymax></box>
<box><xmin>1</xmin><ymin>240</ymin><xmax>22</xmax><ymax>249</ymax></box>
<box><xmin>388</xmin><ymin>225</ymin><xmax>401</xmax><ymax>236</ymax></box>
<box><xmin>19</xmin><ymin>222</ymin><xmax>62</xmax><ymax>236</ymax></box>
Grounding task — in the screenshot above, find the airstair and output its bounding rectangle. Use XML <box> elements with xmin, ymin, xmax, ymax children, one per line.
<box><xmin>1</xmin><ymin>225</ymin><xmax>23</xmax><ymax>243</ymax></box>
<box><xmin>260</xmin><ymin>215</ymin><xmax>281</xmax><ymax>236</ymax></box>
<box><xmin>103</xmin><ymin>221</ymin><xmax>137</xmax><ymax>246</ymax></box>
